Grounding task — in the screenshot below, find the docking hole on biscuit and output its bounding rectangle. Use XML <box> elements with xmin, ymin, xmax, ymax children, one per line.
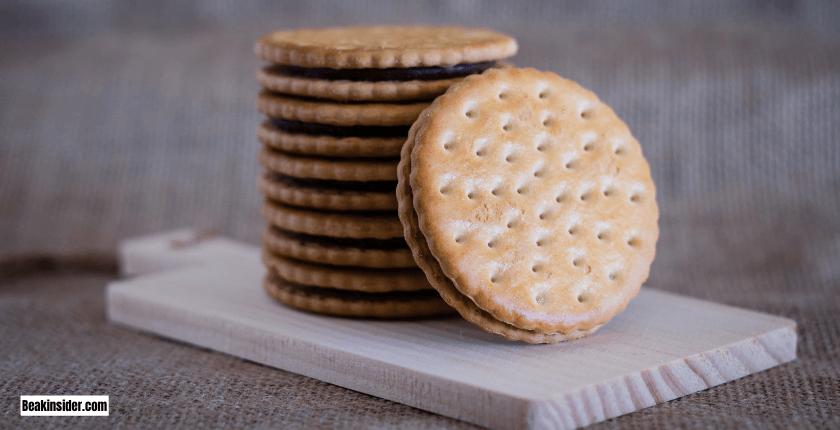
<box><xmin>614</xmin><ymin>145</ymin><xmax>626</xmax><ymax>156</ymax></box>
<box><xmin>579</xmin><ymin>190</ymin><xmax>592</xmax><ymax>201</ymax></box>
<box><xmin>491</xmin><ymin>185</ymin><xmax>504</xmax><ymax>197</ymax></box>
<box><xmin>629</xmin><ymin>193</ymin><xmax>642</xmax><ymax>203</ymax></box>
<box><xmin>579</xmin><ymin>106</ymin><xmax>594</xmax><ymax>119</ymax></box>
<box><xmin>467</xmin><ymin>189</ymin><xmax>478</xmax><ymax>200</ymax></box>
<box><xmin>556</xmin><ymin>191</ymin><xmax>568</xmax><ymax>203</ymax></box>
<box><xmin>475</xmin><ymin>147</ymin><xmax>488</xmax><ymax>157</ymax></box>
<box><xmin>583</xmin><ymin>141</ymin><xmax>596</xmax><ymax>152</ymax></box>
<box><xmin>502</xmin><ymin>121</ymin><xmax>514</xmax><ymax>132</ymax></box>
<box><xmin>505</xmin><ymin>151</ymin><xmax>518</xmax><ymax>164</ymax></box>
<box><xmin>531</xmin><ymin>262</ymin><xmax>544</xmax><ymax>273</ymax></box>
<box><xmin>542</xmin><ymin>116</ymin><xmax>554</xmax><ymax>128</ymax></box>
<box><xmin>538</xmin><ymin>89</ymin><xmax>550</xmax><ymax>100</ymax></box>
<box><xmin>465</xmin><ymin>107</ymin><xmax>479</xmax><ymax>119</ymax></box>
<box><xmin>602</xmin><ymin>187</ymin><xmax>615</xmax><ymax>197</ymax></box>
<box><xmin>516</xmin><ymin>183</ymin><xmax>530</xmax><ymax>195</ymax></box>
<box><xmin>536</xmin><ymin>139</ymin><xmax>549</xmax><ymax>152</ymax></box>
<box><xmin>577</xmin><ymin>290</ymin><xmax>590</xmax><ymax>303</ymax></box>
<box><xmin>568</xmin><ymin>224</ymin><xmax>580</xmax><ymax>235</ymax></box>
<box><xmin>608</xmin><ymin>271</ymin><xmax>619</xmax><ymax>281</ymax></box>
<box><xmin>498</xmin><ymin>89</ymin><xmax>510</xmax><ymax>100</ymax></box>
<box><xmin>490</xmin><ymin>271</ymin><xmax>502</xmax><ymax>283</ymax></box>
<box><xmin>443</xmin><ymin>140</ymin><xmax>456</xmax><ymax>151</ymax></box>
<box><xmin>533</xmin><ymin>166</ymin><xmax>547</xmax><ymax>179</ymax></box>
<box><xmin>487</xmin><ymin>237</ymin><xmax>500</xmax><ymax>248</ymax></box>
<box><xmin>535</xmin><ymin>291</ymin><xmax>548</xmax><ymax>305</ymax></box>
<box><xmin>439</xmin><ymin>183</ymin><xmax>452</xmax><ymax>195</ymax></box>
<box><xmin>572</xmin><ymin>256</ymin><xmax>583</xmax><ymax>267</ymax></box>
<box><xmin>596</xmin><ymin>230</ymin><xmax>610</xmax><ymax>241</ymax></box>
<box><xmin>455</xmin><ymin>234</ymin><xmax>467</xmax><ymax>244</ymax></box>
<box><xmin>506</xmin><ymin>217</ymin><xmax>520</xmax><ymax>229</ymax></box>
<box><xmin>538</xmin><ymin>210</ymin><xmax>551</xmax><ymax>221</ymax></box>
<box><xmin>536</xmin><ymin>236</ymin><xmax>550</xmax><ymax>247</ymax></box>
<box><xmin>565</xmin><ymin>159</ymin><xmax>579</xmax><ymax>170</ymax></box>
<box><xmin>627</xmin><ymin>237</ymin><xmax>641</xmax><ymax>247</ymax></box>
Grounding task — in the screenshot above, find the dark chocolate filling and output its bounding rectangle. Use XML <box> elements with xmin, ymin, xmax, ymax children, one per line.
<box><xmin>268</xmin><ymin>61</ymin><xmax>497</xmax><ymax>82</ymax></box>
<box><xmin>270</xmin><ymin>118</ymin><xmax>410</xmax><ymax>138</ymax></box>
<box><xmin>269</xmin><ymin>271</ymin><xmax>439</xmax><ymax>301</ymax></box>
<box><xmin>268</xmin><ymin>225</ymin><xmax>408</xmax><ymax>250</ymax></box>
<box><xmin>265</xmin><ymin>171</ymin><xmax>397</xmax><ymax>193</ymax></box>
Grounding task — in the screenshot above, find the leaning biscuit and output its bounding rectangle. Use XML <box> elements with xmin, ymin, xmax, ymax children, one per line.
<box><xmin>402</xmin><ymin>67</ymin><xmax>659</xmax><ymax>340</ymax></box>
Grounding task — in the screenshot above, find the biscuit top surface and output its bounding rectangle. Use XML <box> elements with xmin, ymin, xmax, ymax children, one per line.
<box><xmin>410</xmin><ymin>68</ymin><xmax>659</xmax><ymax>333</ymax></box>
<box><xmin>255</xmin><ymin>26</ymin><xmax>517</xmax><ymax>68</ymax></box>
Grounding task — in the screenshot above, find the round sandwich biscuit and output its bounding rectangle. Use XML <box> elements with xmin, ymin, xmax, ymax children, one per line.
<box><xmin>256</xmin><ymin>61</ymin><xmax>511</xmax><ymax>102</ymax></box>
<box><xmin>257</xmin><ymin>120</ymin><xmax>406</xmax><ymax>158</ymax></box>
<box><xmin>257</xmin><ymin>172</ymin><xmax>397</xmax><ymax>212</ymax></box>
<box><xmin>257</xmin><ymin>90</ymin><xmax>429</xmax><ymax>126</ymax></box>
<box><xmin>262</xmin><ymin>250</ymin><xmax>428</xmax><ymax>292</ymax></box>
<box><xmin>254</xmin><ymin>26</ymin><xmax>517</xmax><ymax>69</ymax></box>
<box><xmin>263</xmin><ymin>272</ymin><xmax>455</xmax><ymax>318</ymax></box>
<box><xmin>262</xmin><ymin>200</ymin><xmax>404</xmax><ymax>240</ymax></box>
<box><xmin>258</xmin><ymin>146</ymin><xmax>398</xmax><ymax>182</ymax></box>
<box><xmin>262</xmin><ymin>225</ymin><xmax>414</xmax><ymax>268</ymax></box>
<box><xmin>400</xmin><ymin>67</ymin><xmax>659</xmax><ymax>342</ymax></box>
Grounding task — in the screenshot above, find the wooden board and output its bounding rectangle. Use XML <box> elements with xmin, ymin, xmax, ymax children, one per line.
<box><xmin>107</xmin><ymin>230</ymin><xmax>797</xmax><ymax>430</ymax></box>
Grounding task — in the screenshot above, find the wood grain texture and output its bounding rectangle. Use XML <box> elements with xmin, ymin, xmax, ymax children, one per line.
<box><xmin>107</xmin><ymin>230</ymin><xmax>797</xmax><ymax>430</ymax></box>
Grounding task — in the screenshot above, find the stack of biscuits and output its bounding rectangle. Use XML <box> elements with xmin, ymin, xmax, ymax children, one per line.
<box><xmin>253</xmin><ymin>26</ymin><xmax>518</xmax><ymax>318</ymax></box>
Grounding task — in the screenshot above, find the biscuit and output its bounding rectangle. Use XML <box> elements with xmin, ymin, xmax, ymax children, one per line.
<box><xmin>262</xmin><ymin>225</ymin><xmax>414</xmax><ymax>268</ymax></box>
<box><xmin>254</xmin><ymin>26</ymin><xmax>517</xmax><ymax>69</ymax></box>
<box><xmin>257</xmin><ymin>90</ymin><xmax>429</xmax><ymax>126</ymax></box>
<box><xmin>262</xmin><ymin>250</ymin><xmax>427</xmax><ymax>292</ymax></box>
<box><xmin>263</xmin><ymin>272</ymin><xmax>454</xmax><ymax>318</ymax></box>
<box><xmin>257</xmin><ymin>66</ymin><xmax>464</xmax><ymax>102</ymax></box>
<box><xmin>257</xmin><ymin>172</ymin><xmax>397</xmax><ymax>212</ymax></box>
<box><xmin>398</xmin><ymin>114</ymin><xmax>602</xmax><ymax>344</ymax></box>
<box><xmin>258</xmin><ymin>146</ymin><xmax>398</xmax><ymax>182</ymax></box>
<box><xmin>257</xmin><ymin>120</ymin><xmax>405</xmax><ymax>158</ymax></box>
<box><xmin>257</xmin><ymin>61</ymin><xmax>511</xmax><ymax>103</ymax></box>
<box><xmin>401</xmin><ymin>67</ymin><xmax>659</xmax><ymax>340</ymax></box>
<box><xmin>261</xmin><ymin>200</ymin><xmax>404</xmax><ymax>239</ymax></box>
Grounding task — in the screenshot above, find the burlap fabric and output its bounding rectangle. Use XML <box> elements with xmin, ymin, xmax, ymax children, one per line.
<box><xmin>2</xmin><ymin>1</ymin><xmax>839</xmax><ymax>428</ymax></box>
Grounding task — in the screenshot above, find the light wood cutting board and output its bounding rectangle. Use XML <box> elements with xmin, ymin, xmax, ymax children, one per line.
<box><xmin>106</xmin><ymin>229</ymin><xmax>796</xmax><ymax>430</ymax></box>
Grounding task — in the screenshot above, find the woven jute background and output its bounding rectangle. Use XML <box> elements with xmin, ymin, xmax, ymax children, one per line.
<box><xmin>2</xmin><ymin>1</ymin><xmax>839</xmax><ymax>428</ymax></box>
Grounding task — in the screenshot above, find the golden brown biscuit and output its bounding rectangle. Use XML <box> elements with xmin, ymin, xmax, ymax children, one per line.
<box><xmin>402</xmin><ymin>67</ymin><xmax>659</xmax><ymax>339</ymax></box>
<box><xmin>263</xmin><ymin>271</ymin><xmax>455</xmax><ymax>318</ymax></box>
<box><xmin>258</xmin><ymin>146</ymin><xmax>398</xmax><ymax>182</ymax></box>
<box><xmin>257</xmin><ymin>120</ymin><xmax>405</xmax><ymax>158</ymax></box>
<box><xmin>254</xmin><ymin>26</ymin><xmax>517</xmax><ymax>69</ymax></box>
<box><xmin>398</xmin><ymin>114</ymin><xmax>602</xmax><ymax>343</ymax></box>
<box><xmin>262</xmin><ymin>225</ymin><xmax>414</xmax><ymax>269</ymax></box>
<box><xmin>261</xmin><ymin>200</ymin><xmax>404</xmax><ymax>240</ymax></box>
<box><xmin>262</xmin><ymin>250</ymin><xmax>428</xmax><ymax>292</ymax></box>
<box><xmin>256</xmin><ymin>91</ymin><xmax>429</xmax><ymax>126</ymax></box>
<box><xmin>257</xmin><ymin>172</ymin><xmax>397</xmax><ymax>212</ymax></box>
